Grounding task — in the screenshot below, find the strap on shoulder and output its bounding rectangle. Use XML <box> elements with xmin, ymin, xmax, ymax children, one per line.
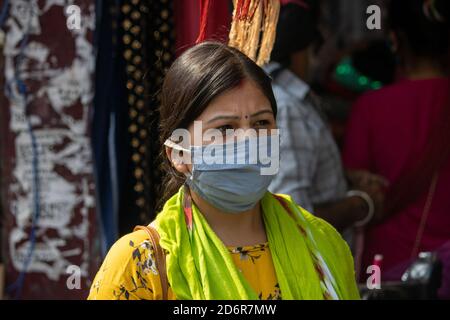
<box><xmin>134</xmin><ymin>224</ymin><xmax>168</xmax><ymax>300</ymax></box>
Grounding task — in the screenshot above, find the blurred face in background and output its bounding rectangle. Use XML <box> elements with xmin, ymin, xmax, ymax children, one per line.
<box><xmin>289</xmin><ymin>43</ymin><xmax>320</xmax><ymax>83</ymax></box>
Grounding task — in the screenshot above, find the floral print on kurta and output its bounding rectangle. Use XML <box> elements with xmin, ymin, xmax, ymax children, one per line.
<box><xmin>88</xmin><ymin>230</ymin><xmax>281</xmax><ymax>300</ymax></box>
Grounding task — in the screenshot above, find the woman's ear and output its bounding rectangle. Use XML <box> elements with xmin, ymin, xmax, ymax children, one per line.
<box><xmin>165</xmin><ymin>146</ymin><xmax>190</xmax><ymax>175</ymax></box>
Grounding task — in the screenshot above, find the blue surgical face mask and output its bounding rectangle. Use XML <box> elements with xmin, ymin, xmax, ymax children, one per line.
<box><xmin>164</xmin><ymin>134</ymin><xmax>279</xmax><ymax>213</ymax></box>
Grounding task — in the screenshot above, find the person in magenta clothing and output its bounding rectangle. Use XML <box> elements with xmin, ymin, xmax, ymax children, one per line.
<box><xmin>343</xmin><ymin>0</ymin><xmax>450</xmax><ymax>298</ymax></box>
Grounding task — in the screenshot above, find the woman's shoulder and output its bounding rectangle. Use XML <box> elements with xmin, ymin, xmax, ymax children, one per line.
<box><xmin>298</xmin><ymin>203</ymin><xmax>343</xmax><ymax>243</ymax></box>
<box><xmin>274</xmin><ymin>193</ymin><xmax>349</xmax><ymax>252</ymax></box>
<box><xmin>271</xmin><ymin>193</ymin><xmax>360</xmax><ymax>298</ymax></box>
<box><xmin>353</xmin><ymin>78</ymin><xmax>447</xmax><ymax>110</ymax></box>
<box><xmin>284</xmin><ymin>195</ymin><xmax>360</xmax><ymax>298</ymax></box>
<box><xmin>87</xmin><ymin>229</ymin><xmax>164</xmax><ymax>300</ymax></box>
<box><xmin>106</xmin><ymin>229</ymin><xmax>152</xmax><ymax>260</ymax></box>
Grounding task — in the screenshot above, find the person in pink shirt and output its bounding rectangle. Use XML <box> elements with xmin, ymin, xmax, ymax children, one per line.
<box><xmin>343</xmin><ymin>0</ymin><xmax>450</xmax><ymax>298</ymax></box>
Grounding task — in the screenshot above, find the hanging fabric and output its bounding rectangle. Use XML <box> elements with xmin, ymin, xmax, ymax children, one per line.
<box><xmin>228</xmin><ymin>0</ymin><xmax>281</xmax><ymax>66</ymax></box>
<box><xmin>118</xmin><ymin>0</ymin><xmax>175</xmax><ymax>234</ymax></box>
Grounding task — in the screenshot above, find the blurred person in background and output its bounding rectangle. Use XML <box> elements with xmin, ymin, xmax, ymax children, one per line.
<box><xmin>265</xmin><ymin>0</ymin><xmax>387</xmax><ymax>232</ymax></box>
<box><xmin>343</xmin><ymin>0</ymin><xmax>450</xmax><ymax>298</ymax></box>
<box><xmin>320</xmin><ymin>39</ymin><xmax>397</xmax><ymax>148</ymax></box>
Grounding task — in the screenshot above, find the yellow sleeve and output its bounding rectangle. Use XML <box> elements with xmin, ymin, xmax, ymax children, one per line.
<box><xmin>87</xmin><ymin>230</ymin><xmax>165</xmax><ymax>300</ymax></box>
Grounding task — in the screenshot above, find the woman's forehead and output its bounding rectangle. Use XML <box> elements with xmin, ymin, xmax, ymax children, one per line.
<box><xmin>196</xmin><ymin>79</ymin><xmax>272</xmax><ymax>120</ymax></box>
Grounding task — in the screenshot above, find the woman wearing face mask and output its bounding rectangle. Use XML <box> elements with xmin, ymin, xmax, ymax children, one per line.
<box><xmin>88</xmin><ymin>42</ymin><xmax>360</xmax><ymax>300</ymax></box>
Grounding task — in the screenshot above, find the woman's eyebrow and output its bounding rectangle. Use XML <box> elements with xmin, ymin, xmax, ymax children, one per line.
<box><xmin>206</xmin><ymin>115</ymin><xmax>240</xmax><ymax>124</ymax></box>
<box><xmin>206</xmin><ymin>109</ymin><xmax>273</xmax><ymax>124</ymax></box>
<box><xmin>250</xmin><ymin>109</ymin><xmax>273</xmax><ymax>118</ymax></box>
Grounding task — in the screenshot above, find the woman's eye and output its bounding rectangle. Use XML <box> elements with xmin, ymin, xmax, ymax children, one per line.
<box><xmin>254</xmin><ymin>120</ymin><xmax>270</xmax><ymax>127</ymax></box>
<box><xmin>216</xmin><ymin>124</ymin><xmax>234</xmax><ymax>134</ymax></box>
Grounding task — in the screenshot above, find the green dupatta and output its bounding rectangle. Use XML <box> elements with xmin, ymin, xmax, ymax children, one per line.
<box><xmin>154</xmin><ymin>187</ymin><xmax>360</xmax><ymax>300</ymax></box>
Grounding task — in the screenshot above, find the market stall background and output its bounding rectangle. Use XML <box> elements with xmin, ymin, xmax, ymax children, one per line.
<box><xmin>0</xmin><ymin>0</ymin><xmax>384</xmax><ymax>299</ymax></box>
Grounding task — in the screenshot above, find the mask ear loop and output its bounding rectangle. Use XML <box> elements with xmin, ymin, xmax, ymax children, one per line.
<box><xmin>163</xmin><ymin>139</ymin><xmax>190</xmax><ymax>152</ymax></box>
<box><xmin>163</xmin><ymin>139</ymin><xmax>195</xmax><ymax>179</ymax></box>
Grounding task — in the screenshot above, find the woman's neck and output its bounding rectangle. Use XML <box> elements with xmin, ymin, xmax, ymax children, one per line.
<box><xmin>403</xmin><ymin>56</ymin><xmax>447</xmax><ymax>80</ymax></box>
<box><xmin>189</xmin><ymin>189</ymin><xmax>268</xmax><ymax>247</ymax></box>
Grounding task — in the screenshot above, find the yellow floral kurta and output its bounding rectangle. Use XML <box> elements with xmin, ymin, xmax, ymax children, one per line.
<box><xmin>88</xmin><ymin>230</ymin><xmax>281</xmax><ymax>300</ymax></box>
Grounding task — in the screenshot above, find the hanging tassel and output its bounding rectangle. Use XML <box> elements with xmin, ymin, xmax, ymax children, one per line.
<box><xmin>243</xmin><ymin>0</ymin><xmax>262</xmax><ymax>60</ymax></box>
<box><xmin>256</xmin><ymin>0</ymin><xmax>280</xmax><ymax>65</ymax></box>
<box><xmin>229</xmin><ymin>0</ymin><xmax>244</xmax><ymax>49</ymax></box>
<box><xmin>228</xmin><ymin>0</ymin><xmax>280</xmax><ymax>66</ymax></box>
<box><xmin>196</xmin><ymin>0</ymin><xmax>211</xmax><ymax>44</ymax></box>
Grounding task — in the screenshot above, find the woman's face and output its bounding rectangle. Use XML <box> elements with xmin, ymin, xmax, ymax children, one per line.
<box><xmin>189</xmin><ymin>78</ymin><xmax>276</xmax><ymax>139</ymax></box>
<box><xmin>168</xmin><ymin>78</ymin><xmax>277</xmax><ymax>174</ymax></box>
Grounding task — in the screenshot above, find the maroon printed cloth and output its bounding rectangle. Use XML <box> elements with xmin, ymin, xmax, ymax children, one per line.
<box><xmin>0</xmin><ymin>1</ymin><xmax>100</xmax><ymax>299</ymax></box>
